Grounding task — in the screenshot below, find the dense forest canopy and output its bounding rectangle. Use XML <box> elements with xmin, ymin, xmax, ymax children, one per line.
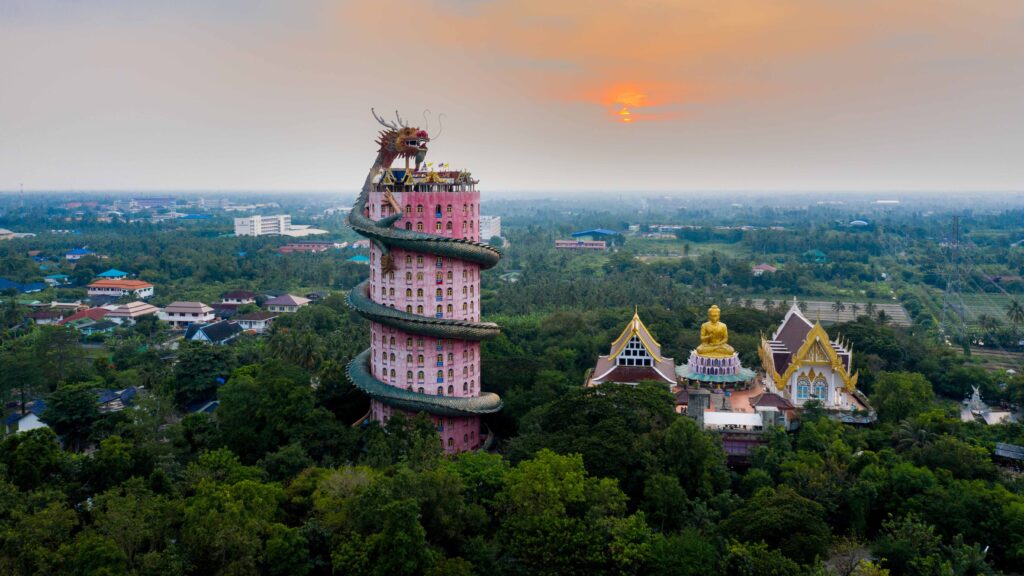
<box><xmin>0</xmin><ymin>193</ymin><xmax>1021</xmax><ymax>574</ymax></box>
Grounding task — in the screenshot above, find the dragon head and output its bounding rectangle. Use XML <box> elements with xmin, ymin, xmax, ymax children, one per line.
<box><xmin>372</xmin><ymin>109</ymin><xmax>430</xmax><ymax>170</ymax></box>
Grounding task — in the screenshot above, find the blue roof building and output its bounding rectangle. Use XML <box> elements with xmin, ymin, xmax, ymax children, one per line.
<box><xmin>97</xmin><ymin>268</ymin><xmax>129</xmax><ymax>279</ymax></box>
<box><xmin>571</xmin><ymin>229</ymin><xmax>620</xmax><ymax>238</ymax></box>
<box><xmin>347</xmin><ymin>255</ymin><xmax>370</xmax><ymax>264</ymax></box>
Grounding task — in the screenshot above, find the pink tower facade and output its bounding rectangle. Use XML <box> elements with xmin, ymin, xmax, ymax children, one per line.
<box><xmin>365</xmin><ymin>177</ymin><xmax>486</xmax><ymax>452</ymax></box>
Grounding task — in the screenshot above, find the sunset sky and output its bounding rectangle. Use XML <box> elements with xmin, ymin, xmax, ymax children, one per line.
<box><xmin>2</xmin><ymin>0</ymin><xmax>1022</xmax><ymax>194</ymax></box>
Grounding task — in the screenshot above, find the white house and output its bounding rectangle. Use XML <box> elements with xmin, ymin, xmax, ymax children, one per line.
<box><xmin>87</xmin><ymin>279</ymin><xmax>154</xmax><ymax>299</ymax></box>
<box><xmin>264</xmin><ymin>294</ymin><xmax>310</xmax><ymax>314</ymax></box>
<box><xmin>235</xmin><ymin>311</ymin><xmax>278</xmax><ymax>334</ymax></box>
<box><xmin>159</xmin><ymin>301</ymin><xmax>215</xmax><ymax>329</ymax></box>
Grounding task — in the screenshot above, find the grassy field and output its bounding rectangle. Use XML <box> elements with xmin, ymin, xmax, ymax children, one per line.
<box><xmin>628</xmin><ymin>238</ymin><xmax>751</xmax><ymax>259</ymax></box>
<box><xmin>748</xmin><ymin>299</ymin><xmax>912</xmax><ymax>326</ymax></box>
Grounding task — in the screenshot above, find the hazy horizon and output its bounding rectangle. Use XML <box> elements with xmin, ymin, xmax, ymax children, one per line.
<box><xmin>3</xmin><ymin>0</ymin><xmax>1024</xmax><ymax>193</ymax></box>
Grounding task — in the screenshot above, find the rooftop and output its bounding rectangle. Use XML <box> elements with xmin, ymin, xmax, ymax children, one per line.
<box><xmin>88</xmin><ymin>279</ymin><xmax>153</xmax><ymax>290</ymax></box>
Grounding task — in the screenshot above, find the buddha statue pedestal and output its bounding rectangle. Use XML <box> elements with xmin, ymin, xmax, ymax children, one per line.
<box><xmin>676</xmin><ymin>304</ymin><xmax>756</xmax><ymax>385</ymax></box>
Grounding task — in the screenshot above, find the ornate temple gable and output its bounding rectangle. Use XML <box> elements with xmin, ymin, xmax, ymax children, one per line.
<box><xmin>589</xmin><ymin>308</ymin><xmax>677</xmax><ymax>386</ymax></box>
<box><xmin>779</xmin><ymin>322</ymin><xmax>858</xmax><ymax>392</ymax></box>
<box><xmin>805</xmin><ymin>338</ymin><xmax>833</xmax><ymax>364</ymax></box>
<box><xmin>608</xmin><ymin>308</ymin><xmax>663</xmax><ymax>362</ymax></box>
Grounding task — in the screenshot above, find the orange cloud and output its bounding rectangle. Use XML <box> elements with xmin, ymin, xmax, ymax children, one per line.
<box><xmin>338</xmin><ymin>0</ymin><xmax>1023</xmax><ymax>125</ymax></box>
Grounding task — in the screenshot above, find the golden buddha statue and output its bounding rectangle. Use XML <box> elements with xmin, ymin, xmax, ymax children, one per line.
<box><xmin>696</xmin><ymin>305</ymin><xmax>735</xmax><ymax>358</ymax></box>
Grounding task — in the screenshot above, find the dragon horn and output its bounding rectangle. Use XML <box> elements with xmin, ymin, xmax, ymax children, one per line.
<box><xmin>371</xmin><ymin>107</ymin><xmax>398</xmax><ymax>129</ymax></box>
<box><xmin>423</xmin><ymin>109</ymin><xmax>432</xmax><ymax>132</ymax></box>
<box><xmin>395</xmin><ymin>110</ymin><xmax>407</xmax><ymax>128</ymax></box>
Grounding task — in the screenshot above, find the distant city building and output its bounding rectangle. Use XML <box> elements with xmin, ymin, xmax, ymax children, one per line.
<box><xmin>235</xmin><ymin>214</ymin><xmax>291</xmax><ymax>236</ymax></box>
<box><xmin>278</xmin><ymin>242</ymin><xmax>333</xmax><ymax>254</ymax></box>
<box><xmin>571</xmin><ymin>229</ymin><xmax>622</xmax><ymax>243</ymax></box>
<box><xmin>87</xmin><ymin>279</ymin><xmax>154</xmax><ymax>299</ymax></box>
<box><xmin>235</xmin><ymin>215</ymin><xmax>328</xmax><ymax>237</ymax></box>
<box><xmin>129</xmin><ymin>197</ymin><xmax>176</xmax><ymax>210</ymax></box>
<box><xmin>159</xmin><ymin>301</ymin><xmax>215</xmax><ymax>329</ymax></box>
<box><xmin>479</xmin><ymin>215</ymin><xmax>501</xmax><ymax>240</ymax></box>
<box><xmin>555</xmin><ymin>239</ymin><xmax>606</xmax><ymax>250</ymax></box>
<box><xmin>588</xmin><ymin>309</ymin><xmax>676</xmax><ymax>387</ymax></box>
<box><xmin>264</xmin><ymin>294</ymin><xmax>310</xmax><ymax>314</ymax></box>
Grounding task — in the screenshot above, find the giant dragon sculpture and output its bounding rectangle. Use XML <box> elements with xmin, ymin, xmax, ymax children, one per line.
<box><xmin>345</xmin><ymin>109</ymin><xmax>503</xmax><ymax>417</ymax></box>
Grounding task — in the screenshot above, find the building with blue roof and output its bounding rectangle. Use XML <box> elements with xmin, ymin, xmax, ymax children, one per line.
<box><xmin>347</xmin><ymin>255</ymin><xmax>370</xmax><ymax>264</ymax></box>
<box><xmin>4</xmin><ymin>399</ymin><xmax>49</xmax><ymax>434</ymax></box>
<box><xmin>66</xmin><ymin>248</ymin><xmax>94</xmax><ymax>261</ymax></box>
<box><xmin>570</xmin><ymin>229</ymin><xmax>625</xmax><ymax>246</ymax></box>
<box><xmin>97</xmin><ymin>268</ymin><xmax>129</xmax><ymax>279</ymax></box>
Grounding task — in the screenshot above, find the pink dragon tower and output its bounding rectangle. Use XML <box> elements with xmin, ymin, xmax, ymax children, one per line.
<box><xmin>347</xmin><ymin>110</ymin><xmax>502</xmax><ymax>453</ymax></box>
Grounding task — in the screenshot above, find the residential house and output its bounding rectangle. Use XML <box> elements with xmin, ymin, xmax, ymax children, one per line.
<box><xmin>185</xmin><ymin>398</ymin><xmax>219</xmax><ymax>415</ymax></box>
<box><xmin>752</xmin><ymin>263</ymin><xmax>778</xmax><ymax>276</ymax></box>
<box><xmin>0</xmin><ymin>279</ymin><xmax>45</xmax><ymax>294</ymax></box>
<box><xmin>59</xmin><ymin>307</ymin><xmax>112</xmax><ymax>327</ymax></box>
<box><xmin>159</xmin><ymin>301</ymin><xmax>215</xmax><ymax>329</ymax></box>
<box><xmin>28</xmin><ymin>309</ymin><xmax>65</xmax><ymax>325</ymax></box>
<box><xmin>106</xmin><ymin>301</ymin><xmax>160</xmax><ymax>324</ymax></box>
<box><xmin>235</xmin><ymin>311</ymin><xmax>278</xmax><ymax>334</ymax></box>
<box><xmin>96</xmin><ymin>387</ymin><xmax>140</xmax><ymax>413</ymax></box>
<box><xmin>221</xmin><ymin>290</ymin><xmax>257</xmax><ymax>305</ymax></box>
<box><xmin>87</xmin><ymin>279</ymin><xmax>154</xmax><ymax>299</ymax></box>
<box><xmin>265</xmin><ymin>294</ymin><xmax>310</xmax><ymax>313</ymax></box>
<box><xmin>65</xmin><ymin>248</ymin><xmax>93</xmax><ymax>261</ymax></box>
<box><xmin>184</xmin><ymin>320</ymin><xmax>243</xmax><ymax>345</ymax></box>
<box><xmin>44</xmin><ymin>274</ymin><xmax>71</xmax><ymax>287</ymax></box>
<box><xmin>4</xmin><ymin>400</ymin><xmax>48</xmax><ymax>434</ymax></box>
<box><xmin>96</xmin><ymin>268</ymin><xmax>129</xmax><ymax>280</ymax></box>
<box><xmin>81</xmin><ymin>320</ymin><xmax>118</xmax><ymax>336</ymax></box>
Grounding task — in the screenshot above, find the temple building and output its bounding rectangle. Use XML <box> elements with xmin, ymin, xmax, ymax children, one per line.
<box><xmin>758</xmin><ymin>302</ymin><xmax>873</xmax><ymax>420</ymax></box>
<box><xmin>587</xmin><ymin>309</ymin><xmax>676</xmax><ymax>387</ymax></box>
<box><xmin>346</xmin><ymin>110</ymin><xmax>502</xmax><ymax>454</ymax></box>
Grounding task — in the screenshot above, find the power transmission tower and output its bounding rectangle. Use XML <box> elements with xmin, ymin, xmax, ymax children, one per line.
<box><xmin>940</xmin><ymin>216</ymin><xmax>968</xmax><ymax>352</ymax></box>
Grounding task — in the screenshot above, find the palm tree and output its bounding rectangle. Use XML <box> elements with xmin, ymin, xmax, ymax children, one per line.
<box><xmin>798</xmin><ymin>300</ymin><xmax>808</xmax><ymax>313</ymax></box>
<box><xmin>865</xmin><ymin>302</ymin><xmax>877</xmax><ymax>318</ymax></box>
<box><xmin>895</xmin><ymin>420</ymin><xmax>935</xmax><ymax>452</ymax></box>
<box><xmin>744</xmin><ymin>298</ymin><xmax>755</xmax><ymax>309</ymax></box>
<box><xmin>832</xmin><ymin>300</ymin><xmax>846</xmax><ymax>314</ymax></box>
<box><xmin>850</xmin><ymin>303</ymin><xmax>861</xmax><ymax>317</ymax></box>
<box><xmin>876</xmin><ymin>309</ymin><xmax>890</xmax><ymax>324</ymax></box>
<box><xmin>1006</xmin><ymin>300</ymin><xmax>1024</xmax><ymax>333</ymax></box>
<box><xmin>763</xmin><ymin>299</ymin><xmax>776</xmax><ymax>313</ymax></box>
<box><xmin>977</xmin><ymin>313</ymin><xmax>1001</xmax><ymax>336</ymax></box>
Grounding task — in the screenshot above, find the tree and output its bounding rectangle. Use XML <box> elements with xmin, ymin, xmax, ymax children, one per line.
<box><xmin>865</xmin><ymin>302</ymin><xmax>878</xmax><ymax>318</ymax></box>
<box><xmin>720</xmin><ymin>486</ymin><xmax>831</xmax><ymax>565</ymax></box>
<box><xmin>871</xmin><ymin>372</ymin><xmax>934</xmax><ymax>422</ymax></box>
<box><xmin>1006</xmin><ymin>299</ymin><xmax>1024</xmax><ymax>335</ymax></box>
<box><xmin>976</xmin><ymin>314</ymin><xmax>1001</xmax><ymax>336</ymax></box>
<box><xmin>42</xmin><ymin>383</ymin><xmax>101</xmax><ymax>451</ymax></box>
<box><xmin>724</xmin><ymin>541</ymin><xmax>802</xmax><ymax>576</ymax></box>
<box><xmin>170</xmin><ymin>342</ymin><xmax>235</xmax><ymax>406</ymax></box>
<box><xmin>833</xmin><ymin>300</ymin><xmax>847</xmax><ymax>314</ymax></box>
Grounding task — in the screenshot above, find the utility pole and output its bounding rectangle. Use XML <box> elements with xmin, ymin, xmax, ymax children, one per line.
<box><xmin>940</xmin><ymin>215</ymin><xmax>968</xmax><ymax>353</ymax></box>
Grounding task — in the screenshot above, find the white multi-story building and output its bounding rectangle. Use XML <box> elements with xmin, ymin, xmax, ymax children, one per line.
<box><xmin>87</xmin><ymin>279</ymin><xmax>154</xmax><ymax>299</ymax></box>
<box><xmin>234</xmin><ymin>215</ymin><xmax>291</xmax><ymax>236</ymax></box>
<box><xmin>479</xmin><ymin>215</ymin><xmax>501</xmax><ymax>241</ymax></box>
<box><xmin>159</xmin><ymin>301</ymin><xmax>215</xmax><ymax>329</ymax></box>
